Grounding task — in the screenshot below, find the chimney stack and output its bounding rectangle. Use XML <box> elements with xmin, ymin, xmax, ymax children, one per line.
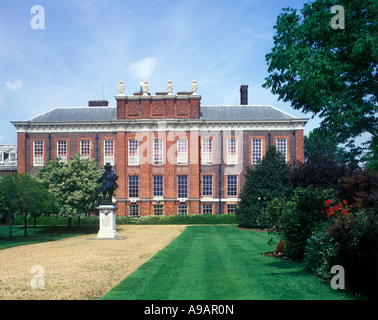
<box><xmin>240</xmin><ymin>84</ymin><xmax>248</xmax><ymax>105</ymax></box>
<box><xmin>88</xmin><ymin>100</ymin><xmax>109</xmax><ymax>107</ymax></box>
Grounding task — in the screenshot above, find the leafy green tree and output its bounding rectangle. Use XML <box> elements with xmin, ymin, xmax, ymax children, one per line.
<box><xmin>236</xmin><ymin>145</ymin><xmax>292</xmax><ymax>228</ymax></box>
<box><xmin>263</xmin><ymin>0</ymin><xmax>377</xmax><ymax>163</ymax></box>
<box><xmin>0</xmin><ymin>173</ymin><xmax>58</xmax><ymax>240</ymax></box>
<box><xmin>37</xmin><ymin>155</ymin><xmax>102</xmax><ymax>226</ymax></box>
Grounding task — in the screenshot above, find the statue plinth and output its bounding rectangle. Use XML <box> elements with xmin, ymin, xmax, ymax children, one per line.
<box><xmin>97</xmin><ymin>204</ymin><xmax>118</xmax><ymax>239</ymax></box>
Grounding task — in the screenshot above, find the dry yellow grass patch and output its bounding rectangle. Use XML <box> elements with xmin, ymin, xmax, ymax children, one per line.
<box><xmin>0</xmin><ymin>225</ymin><xmax>185</xmax><ymax>300</ymax></box>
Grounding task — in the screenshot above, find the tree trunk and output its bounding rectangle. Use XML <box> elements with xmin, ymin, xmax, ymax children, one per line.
<box><xmin>24</xmin><ymin>213</ymin><xmax>28</xmax><ymax>237</ymax></box>
<box><xmin>77</xmin><ymin>216</ymin><xmax>81</xmax><ymax>227</ymax></box>
<box><xmin>33</xmin><ymin>216</ymin><xmax>37</xmax><ymax>228</ymax></box>
<box><xmin>8</xmin><ymin>214</ymin><xmax>13</xmax><ymax>241</ymax></box>
<box><xmin>68</xmin><ymin>216</ymin><xmax>72</xmax><ymax>228</ymax></box>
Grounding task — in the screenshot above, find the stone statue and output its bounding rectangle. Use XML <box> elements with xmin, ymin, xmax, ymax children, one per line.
<box><xmin>97</xmin><ymin>163</ymin><xmax>118</xmax><ymax>204</ymax></box>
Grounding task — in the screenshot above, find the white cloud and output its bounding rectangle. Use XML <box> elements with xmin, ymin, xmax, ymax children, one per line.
<box><xmin>127</xmin><ymin>57</ymin><xmax>157</xmax><ymax>79</ymax></box>
<box><xmin>4</xmin><ymin>79</ymin><xmax>22</xmax><ymax>91</ymax></box>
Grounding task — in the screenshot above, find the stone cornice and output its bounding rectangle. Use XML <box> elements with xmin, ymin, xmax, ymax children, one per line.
<box><xmin>12</xmin><ymin>118</ymin><xmax>309</xmax><ymax>133</ymax></box>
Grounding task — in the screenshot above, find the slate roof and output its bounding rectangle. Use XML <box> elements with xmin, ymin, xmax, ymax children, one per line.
<box><xmin>200</xmin><ymin>105</ymin><xmax>297</xmax><ymax>121</ymax></box>
<box><xmin>25</xmin><ymin>107</ymin><xmax>117</xmax><ymax>123</ymax></box>
<box><xmin>21</xmin><ymin>104</ymin><xmax>299</xmax><ymax>123</ymax></box>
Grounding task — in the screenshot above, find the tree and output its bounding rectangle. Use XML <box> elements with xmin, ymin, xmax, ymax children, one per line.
<box><xmin>0</xmin><ymin>173</ymin><xmax>58</xmax><ymax>240</ymax></box>
<box><xmin>263</xmin><ymin>0</ymin><xmax>377</xmax><ymax>163</ymax></box>
<box><xmin>236</xmin><ymin>145</ymin><xmax>292</xmax><ymax>228</ymax></box>
<box><xmin>37</xmin><ymin>155</ymin><xmax>102</xmax><ymax>226</ymax></box>
<box><xmin>289</xmin><ymin>128</ymin><xmax>357</xmax><ymax>191</ymax></box>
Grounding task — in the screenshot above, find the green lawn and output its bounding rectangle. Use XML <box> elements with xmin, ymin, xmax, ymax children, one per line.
<box><xmin>0</xmin><ymin>225</ymin><xmax>98</xmax><ymax>250</ymax></box>
<box><xmin>101</xmin><ymin>225</ymin><xmax>360</xmax><ymax>300</ymax></box>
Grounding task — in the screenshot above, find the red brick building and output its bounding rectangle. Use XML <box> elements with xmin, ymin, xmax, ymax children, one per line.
<box><xmin>12</xmin><ymin>81</ymin><xmax>308</xmax><ymax>216</ymax></box>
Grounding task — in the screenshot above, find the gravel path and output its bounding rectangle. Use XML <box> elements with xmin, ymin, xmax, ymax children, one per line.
<box><xmin>0</xmin><ymin>225</ymin><xmax>185</xmax><ymax>300</ymax></box>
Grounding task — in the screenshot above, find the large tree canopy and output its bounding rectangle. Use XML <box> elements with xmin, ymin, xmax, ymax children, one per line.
<box><xmin>263</xmin><ymin>0</ymin><xmax>377</xmax><ymax>157</ymax></box>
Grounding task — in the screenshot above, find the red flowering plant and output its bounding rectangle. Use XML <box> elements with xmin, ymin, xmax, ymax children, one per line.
<box><xmin>322</xmin><ymin>199</ymin><xmax>360</xmax><ymax>219</ymax></box>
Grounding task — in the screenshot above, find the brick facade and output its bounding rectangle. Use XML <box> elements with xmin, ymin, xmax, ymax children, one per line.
<box><xmin>13</xmin><ymin>83</ymin><xmax>308</xmax><ymax>216</ymax></box>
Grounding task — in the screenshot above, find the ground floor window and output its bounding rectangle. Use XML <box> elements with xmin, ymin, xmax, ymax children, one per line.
<box><xmin>129</xmin><ymin>204</ymin><xmax>139</xmax><ymax>217</ymax></box>
<box><xmin>202</xmin><ymin>204</ymin><xmax>213</xmax><ymax>214</ymax></box>
<box><xmin>227</xmin><ymin>204</ymin><xmax>237</xmax><ymax>214</ymax></box>
<box><xmin>177</xmin><ymin>204</ymin><xmax>188</xmax><ymax>215</ymax></box>
<box><xmin>153</xmin><ymin>204</ymin><xmax>164</xmax><ymax>215</ymax></box>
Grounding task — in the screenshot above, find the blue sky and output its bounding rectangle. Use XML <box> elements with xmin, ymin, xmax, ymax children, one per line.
<box><xmin>0</xmin><ymin>0</ymin><xmax>320</xmax><ymax>145</ymax></box>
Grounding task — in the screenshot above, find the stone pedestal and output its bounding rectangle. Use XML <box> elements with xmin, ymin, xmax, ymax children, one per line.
<box><xmin>97</xmin><ymin>204</ymin><xmax>118</xmax><ymax>239</ymax></box>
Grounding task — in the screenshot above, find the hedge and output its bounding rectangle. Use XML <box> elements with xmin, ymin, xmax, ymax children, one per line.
<box><xmin>13</xmin><ymin>214</ymin><xmax>236</xmax><ymax>226</ymax></box>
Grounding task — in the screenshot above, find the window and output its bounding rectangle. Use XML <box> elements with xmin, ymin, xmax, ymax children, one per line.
<box><xmin>153</xmin><ymin>139</ymin><xmax>163</xmax><ymax>165</ymax></box>
<box><xmin>9</xmin><ymin>152</ymin><xmax>16</xmax><ymax>162</ymax></box>
<box><xmin>57</xmin><ymin>140</ymin><xmax>67</xmax><ymax>163</ymax></box>
<box><xmin>251</xmin><ymin>139</ymin><xmax>262</xmax><ymax>164</ymax></box>
<box><xmin>129</xmin><ymin>204</ymin><xmax>139</xmax><ymax>217</ymax></box>
<box><xmin>33</xmin><ymin>141</ymin><xmax>44</xmax><ymax>167</ymax></box>
<box><xmin>153</xmin><ymin>176</ymin><xmax>163</xmax><ymax>198</ymax></box>
<box><xmin>227</xmin><ymin>175</ymin><xmax>238</xmax><ymax>197</ymax></box>
<box><xmin>80</xmin><ymin>140</ymin><xmax>91</xmax><ymax>160</ymax></box>
<box><xmin>202</xmin><ymin>175</ymin><xmax>213</xmax><ymax>197</ymax></box>
<box><xmin>153</xmin><ymin>204</ymin><xmax>164</xmax><ymax>215</ymax></box>
<box><xmin>177</xmin><ymin>139</ymin><xmax>188</xmax><ymax>164</ymax></box>
<box><xmin>227</xmin><ymin>204</ymin><xmax>237</xmax><ymax>214</ymax></box>
<box><xmin>104</xmin><ymin>140</ymin><xmax>115</xmax><ymax>165</ymax></box>
<box><xmin>202</xmin><ymin>204</ymin><xmax>213</xmax><ymax>215</ymax></box>
<box><xmin>0</xmin><ymin>152</ymin><xmax>3</xmax><ymax>162</ymax></box>
<box><xmin>202</xmin><ymin>138</ymin><xmax>212</xmax><ymax>164</ymax></box>
<box><xmin>128</xmin><ymin>140</ymin><xmax>139</xmax><ymax>165</ymax></box>
<box><xmin>177</xmin><ymin>175</ymin><xmax>188</xmax><ymax>198</ymax></box>
<box><xmin>177</xmin><ymin>204</ymin><xmax>188</xmax><ymax>215</ymax></box>
<box><xmin>276</xmin><ymin>138</ymin><xmax>287</xmax><ymax>162</ymax></box>
<box><xmin>128</xmin><ymin>176</ymin><xmax>139</xmax><ymax>198</ymax></box>
<box><xmin>227</xmin><ymin>138</ymin><xmax>237</xmax><ymax>164</ymax></box>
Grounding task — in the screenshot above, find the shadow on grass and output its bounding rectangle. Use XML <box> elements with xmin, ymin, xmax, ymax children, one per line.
<box><xmin>0</xmin><ymin>225</ymin><xmax>99</xmax><ymax>250</ymax></box>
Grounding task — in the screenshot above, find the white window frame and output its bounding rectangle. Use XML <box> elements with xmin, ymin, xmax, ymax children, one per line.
<box><xmin>153</xmin><ymin>204</ymin><xmax>164</xmax><ymax>215</ymax></box>
<box><xmin>128</xmin><ymin>176</ymin><xmax>139</xmax><ymax>198</ymax></box>
<box><xmin>33</xmin><ymin>141</ymin><xmax>44</xmax><ymax>167</ymax></box>
<box><xmin>80</xmin><ymin>140</ymin><xmax>91</xmax><ymax>160</ymax></box>
<box><xmin>202</xmin><ymin>175</ymin><xmax>213</xmax><ymax>198</ymax></box>
<box><xmin>57</xmin><ymin>140</ymin><xmax>68</xmax><ymax>163</ymax></box>
<box><xmin>227</xmin><ymin>175</ymin><xmax>238</xmax><ymax>198</ymax></box>
<box><xmin>177</xmin><ymin>175</ymin><xmax>188</xmax><ymax>199</ymax></box>
<box><xmin>129</xmin><ymin>204</ymin><xmax>139</xmax><ymax>217</ymax></box>
<box><xmin>276</xmin><ymin>138</ymin><xmax>288</xmax><ymax>162</ymax></box>
<box><xmin>153</xmin><ymin>175</ymin><xmax>164</xmax><ymax>198</ymax></box>
<box><xmin>227</xmin><ymin>138</ymin><xmax>238</xmax><ymax>164</ymax></box>
<box><xmin>177</xmin><ymin>204</ymin><xmax>188</xmax><ymax>215</ymax></box>
<box><xmin>153</xmin><ymin>139</ymin><xmax>163</xmax><ymax>165</ymax></box>
<box><xmin>251</xmin><ymin>139</ymin><xmax>263</xmax><ymax>164</ymax></box>
<box><xmin>201</xmin><ymin>138</ymin><xmax>213</xmax><ymax>164</ymax></box>
<box><xmin>227</xmin><ymin>204</ymin><xmax>237</xmax><ymax>214</ymax></box>
<box><xmin>202</xmin><ymin>204</ymin><xmax>213</xmax><ymax>215</ymax></box>
<box><xmin>128</xmin><ymin>139</ymin><xmax>139</xmax><ymax>166</ymax></box>
<box><xmin>104</xmin><ymin>140</ymin><xmax>115</xmax><ymax>165</ymax></box>
<box><xmin>177</xmin><ymin>139</ymin><xmax>188</xmax><ymax>165</ymax></box>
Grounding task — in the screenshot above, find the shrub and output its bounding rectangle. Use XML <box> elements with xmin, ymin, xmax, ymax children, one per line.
<box><xmin>14</xmin><ymin>214</ymin><xmax>236</xmax><ymax>226</ymax></box>
<box><xmin>136</xmin><ymin>214</ymin><xmax>236</xmax><ymax>225</ymax></box>
<box><xmin>266</xmin><ymin>186</ymin><xmax>334</xmax><ymax>261</ymax></box>
<box><xmin>305</xmin><ymin>201</ymin><xmax>377</xmax><ymax>299</ymax></box>
<box><xmin>304</xmin><ymin>223</ymin><xmax>338</xmax><ymax>279</ymax></box>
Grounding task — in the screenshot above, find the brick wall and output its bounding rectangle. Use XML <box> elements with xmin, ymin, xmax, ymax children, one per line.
<box><xmin>17</xmin><ymin>127</ymin><xmax>304</xmax><ymax>216</ymax></box>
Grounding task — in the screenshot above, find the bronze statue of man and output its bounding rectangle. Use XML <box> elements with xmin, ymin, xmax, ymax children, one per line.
<box><xmin>97</xmin><ymin>163</ymin><xmax>118</xmax><ymax>204</ymax></box>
